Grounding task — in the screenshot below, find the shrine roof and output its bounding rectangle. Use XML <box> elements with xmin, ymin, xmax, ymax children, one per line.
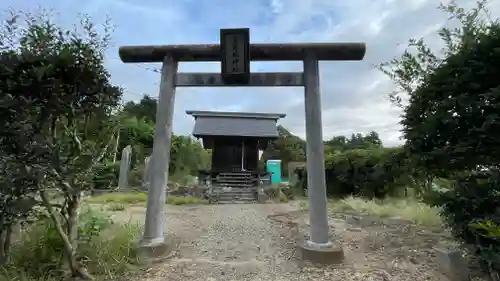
<box><xmin>186</xmin><ymin>110</ymin><xmax>285</xmax><ymax>138</ymax></box>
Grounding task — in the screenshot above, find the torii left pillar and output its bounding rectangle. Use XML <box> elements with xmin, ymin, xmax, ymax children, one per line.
<box><xmin>118</xmin><ymin>36</ymin><xmax>366</xmax><ymax>262</ymax></box>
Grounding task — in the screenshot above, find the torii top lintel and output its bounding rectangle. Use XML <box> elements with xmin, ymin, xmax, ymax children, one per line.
<box><xmin>118</xmin><ymin>43</ymin><xmax>366</xmax><ymax>63</ymax></box>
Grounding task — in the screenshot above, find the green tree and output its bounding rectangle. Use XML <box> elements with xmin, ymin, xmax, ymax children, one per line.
<box><xmin>121</xmin><ymin>96</ymin><xmax>211</xmax><ymax>180</ymax></box>
<box><xmin>0</xmin><ymin>10</ymin><xmax>120</xmax><ymax>279</ymax></box>
<box><xmin>261</xmin><ymin>125</ymin><xmax>306</xmax><ymax>176</ymax></box>
<box><xmin>379</xmin><ymin>1</ymin><xmax>500</xmax><ymax>276</ymax></box>
<box><xmin>123</xmin><ymin>94</ymin><xmax>157</xmax><ymax>123</ymax></box>
<box><xmin>378</xmin><ymin>0</ymin><xmax>496</xmax><ymax>172</ymax></box>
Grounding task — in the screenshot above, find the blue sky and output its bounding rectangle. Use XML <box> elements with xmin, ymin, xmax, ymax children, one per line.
<box><xmin>2</xmin><ymin>0</ymin><xmax>500</xmax><ymax>146</ymax></box>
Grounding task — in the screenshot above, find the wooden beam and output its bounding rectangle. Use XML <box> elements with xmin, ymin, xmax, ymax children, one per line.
<box><xmin>119</xmin><ymin>43</ymin><xmax>366</xmax><ymax>63</ymax></box>
<box><xmin>175</xmin><ymin>72</ymin><xmax>304</xmax><ymax>87</ymax></box>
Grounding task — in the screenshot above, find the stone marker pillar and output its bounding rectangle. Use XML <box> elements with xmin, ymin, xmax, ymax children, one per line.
<box><xmin>118</xmin><ymin>145</ymin><xmax>132</xmax><ymax>190</ymax></box>
<box><xmin>141</xmin><ymin>55</ymin><xmax>178</xmax><ymax>249</ymax></box>
<box><xmin>303</xmin><ymin>52</ymin><xmax>330</xmax><ymax>245</ymax></box>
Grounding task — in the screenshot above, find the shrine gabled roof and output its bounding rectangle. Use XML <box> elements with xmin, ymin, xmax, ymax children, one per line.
<box><xmin>186</xmin><ymin>110</ymin><xmax>286</xmax><ymax>138</ymax></box>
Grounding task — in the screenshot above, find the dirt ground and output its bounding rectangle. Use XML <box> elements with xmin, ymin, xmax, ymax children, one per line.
<box><xmin>106</xmin><ymin>202</ymin><xmax>462</xmax><ymax>281</ymax></box>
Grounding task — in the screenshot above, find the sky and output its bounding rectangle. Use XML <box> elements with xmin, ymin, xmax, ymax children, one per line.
<box><xmin>2</xmin><ymin>0</ymin><xmax>500</xmax><ymax>147</ymax></box>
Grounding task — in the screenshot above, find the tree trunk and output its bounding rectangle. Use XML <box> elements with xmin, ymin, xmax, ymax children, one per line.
<box><xmin>112</xmin><ymin>130</ymin><xmax>120</xmax><ymax>164</ymax></box>
<box><xmin>0</xmin><ymin>224</ymin><xmax>13</xmax><ymax>265</ymax></box>
<box><xmin>66</xmin><ymin>194</ymin><xmax>80</xmax><ymax>252</ymax></box>
<box><xmin>40</xmin><ymin>190</ymin><xmax>94</xmax><ymax>280</ymax></box>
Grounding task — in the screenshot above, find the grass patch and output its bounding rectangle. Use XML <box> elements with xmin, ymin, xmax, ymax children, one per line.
<box><xmin>0</xmin><ymin>209</ymin><xmax>141</xmax><ymax>281</ymax></box>
<box><xmin>279</xmin><ymin>194</ymin><xmax>289</xmax><ymax>202</ymax></box>
<box><xmin>167</xmin><ymin>195</ymin><xmax>206</xmax><ymax>205</ymax></box>
<box><xmin>87</xmin><ymin>192</ymin><xmax>148</xmax><ymax>204</ymax></box>
<box><xmin>108</xmin><ymin>202</ymin><xmax>126</xmax><ymax>211</ymax></box>
<box><xmin>301</xmin><ymin>196</ymin><xmax>442</xmax><ymax>226</ymax></box>
<box><xmin>89</xmin><ymin>192</ymin><xmax>208</xmax><ymax>206</ymax></box>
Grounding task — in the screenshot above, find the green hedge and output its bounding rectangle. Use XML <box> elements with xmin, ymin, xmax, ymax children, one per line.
<box><xmin>295</xmin><ymin>147</ymin><xmax>410</xmax><ymax>199</ymax></box>
<box><xmin>434</xmin><ymin>171</ymin><xmax>500</xmax><ymax>276</ymax></box>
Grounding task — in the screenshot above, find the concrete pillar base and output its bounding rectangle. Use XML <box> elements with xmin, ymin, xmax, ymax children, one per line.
<box><xmin>137</xmin><ymin>234</ymin><xmax>179</xmax><ymax>259</ymax></box>
<box><xmin>298</xmin><ymin>239</ymin><xmax>344</xmax><ymax>264</ymax></box>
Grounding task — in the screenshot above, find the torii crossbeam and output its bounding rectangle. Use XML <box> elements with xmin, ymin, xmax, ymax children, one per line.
<box><xmin>119</xmin><ymin>28</ymin><xmax>366</xmax><ymax>264</ymax></box>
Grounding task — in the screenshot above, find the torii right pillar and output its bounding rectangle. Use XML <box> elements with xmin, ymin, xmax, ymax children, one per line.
<box><xmin>300</xmin><ymin>46</ymin><xmax>366</xmax><ymax>264</ymax></box>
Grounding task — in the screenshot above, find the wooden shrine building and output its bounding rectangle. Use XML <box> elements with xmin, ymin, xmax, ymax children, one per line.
<box><xmin>186</xmin><ymin>110</ymin><xmax>285</xmax><ymax>191</ymax></box>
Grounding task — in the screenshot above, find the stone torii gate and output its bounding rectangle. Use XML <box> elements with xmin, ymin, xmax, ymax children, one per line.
<box><xmin>119</xmin><ymin>28</ymin><xmax>366</xmax><ymax>262</ymax></box>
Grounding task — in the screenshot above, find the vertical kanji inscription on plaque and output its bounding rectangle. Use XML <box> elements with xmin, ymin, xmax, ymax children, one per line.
<box><xmin>220</xmin><ymin>28</ymin><xmax>250</xmax><ymax>84</ymax></box>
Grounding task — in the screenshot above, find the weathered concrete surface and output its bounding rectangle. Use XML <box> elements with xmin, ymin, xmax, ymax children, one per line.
<box><xmin>119</xmin><ymin>43</ymin><xmax>366</xmax><ymax>63</ymax></box>
<box><xmin>303</xmin><ymin>52</ymin><xmax>330</xmax><ymax>245</ymax></box>
<box><xmin>298</xmin><ymin>240</ymin><xmax>344</xmax><ymax>264</ymax></box>
<box><xmin>434</xmin><ymin>247</ymin><xmax>470</xmax><ymax>281</ymax></box>
<box><xmin>141</xmin><ymin>55</ymin><xmax>177</xmax><ymax>249</ymax></box>
<box><xmin>176</xmin><ymin>72</ymin><xmax>304</xmax><ymax>87</ymax></box>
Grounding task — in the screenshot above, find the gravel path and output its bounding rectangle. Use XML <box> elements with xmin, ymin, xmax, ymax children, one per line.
<box><xmin>114</xmin><ymin>202</ymin><xmax>301</xmax><ymax>281</ymax></box>
<box><xmin>109</xmin><ymin>203</ymin><xmax>462</xmax><ymax>281</ymax></box>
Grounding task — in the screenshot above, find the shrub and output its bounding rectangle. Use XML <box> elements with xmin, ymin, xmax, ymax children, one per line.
<box><xmin>436</xmin><ymin>170</ymin><xmax>500</xmax><ymax>275</ymax></box>
<box><xmin>128</xmin><ymin>164</ymin><xmax>145</xmax><ymax>188</ymax></box>
<box><xmin>296</xmin><ymin>147</ymin><xmax>410</xmax><ymax>199</ymax></box>
<box><xmin>93</xmin><ymin>161</ymin><xmax>120</xmax><ymax>190</ymax></box>
<box><xmin>2</xmin><ymin>209</ymin><xmax>140</xmax><ymax>280</ymax></box>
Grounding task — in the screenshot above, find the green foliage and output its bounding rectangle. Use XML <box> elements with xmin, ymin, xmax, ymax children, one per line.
<box><xmin>87</xmin><ymin>192</ymin><xmax>148</xmax><ymax>204</ymax></box>
<box><xmin>404</xmin><ymin>22</ymin><xmax>500</xmax><ymax>172</ymax></box>
<box><xmin>324</xmin><ymin>131</ymin><xmax>383</xmax><ymax>154</ymax></box>
<box><xmin>379</xmin><ymin>1</ymin><xmax>500</xmax><ymax>276</ymax></box>
<box><xmin>436</xmin><ymin>171</ymin><xmax>500</xmax><ymax>273</ymax></box>
<box><xmin>122</xmin><ymin>95</ymin><xmax>157</xmax><ymax>124</ymax></box>
<box><xmin>3</xmin><ymin>209</ymin><xmax>140</xmax><ymax>280</ymax></box>
<box><xmin>92</xmin><ymin>161</ymin><xmax>120</xmax><ymax>190</ymax></box>
<box><xmin>170</xmin><ymin>135</ymin><xmax>211</xmax><ymax>175</ymax></box>
<box><xmin>296</xmin><ymin>147</ymin><xmax>411</xmax><ymax>199</ymax></box>
<box><xmin>0</xmin><ymin>9</ymin><xmax>123</xmax><ymax>278</ymax></box>
<box><xmin>118</xmin><ymin>116</ymin><xmax>155</xmax><ymax>165</ymax></box>
<box><xmin>0</xmin><ymin>9</ymin><xmax>121</xmax><ymax>191</ymax></box>
<box><xmin>118</xmin><ymin>96</ymin><xmax>211</xmax><ymax>180</ymax></box>
<box><xmin>262</xmin><ymin>128</ymin><xmax>383</xmax><ymax>179</ymax></box>
<box><xmin>261</xmin><ymin>125</ymin><xmax>306</xmax><ymax>176</ymax></box>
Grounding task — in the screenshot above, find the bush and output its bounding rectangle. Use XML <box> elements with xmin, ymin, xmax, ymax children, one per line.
<box><xmin>436</xmin><ymin>170</ymin><xmax>500</xmax><ymax>275</ymax></box>
<box><xmin>93</xmin><ymin>161</ymin><xmax>120</xmax><ymax>190</ymax></box>
<box><xmin>296</xmin><ymin>147</ymin><xmax>410</xmax><ymax>199</ymax></box>
<box><xmin>1</xmin><ymin>209</ymin><xmax>141</xmax><ymax>280</ymax></box>
<box><xmin>128</xmin><ymin>164</ymin><xmax>145</xmax><ymax>188</ymax></box>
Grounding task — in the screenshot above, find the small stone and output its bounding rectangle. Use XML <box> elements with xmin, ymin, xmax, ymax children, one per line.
<box><xmin>435</xmin><ymin>247</ymin><xmax>470</xmax><ymax>281</ymax></box>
